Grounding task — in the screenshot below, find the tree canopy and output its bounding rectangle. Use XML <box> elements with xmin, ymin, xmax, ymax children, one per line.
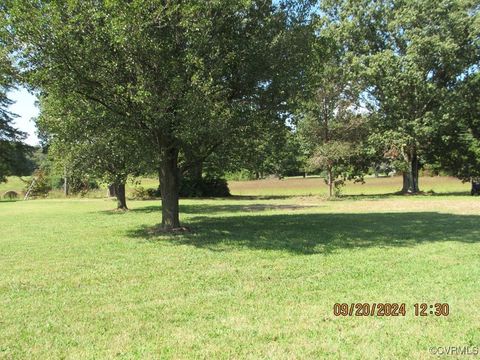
<box><xmin>2</xmin><ymin>0</ymin><xmax>479</xmax><ymax>210</ymax></box>
<box><xmin>6</xmin><ymin>0</ymin><xmax>312</xmax><ymax>227</ymax></box>
<box><xmin>318</xmin><ymin>0</ymin><xmax>479</xmax><ymax>193</ymax></box>
<box><xmin>0</xmin><ymin>14</ymin><xmax>31</xmax><ymax>183</ymax></box>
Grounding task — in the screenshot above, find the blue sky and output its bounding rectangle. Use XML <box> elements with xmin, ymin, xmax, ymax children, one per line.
<box><xmin>8</xmin><ymin>87</ymin><xmax>40</xmax><ymax>146</ymax></box>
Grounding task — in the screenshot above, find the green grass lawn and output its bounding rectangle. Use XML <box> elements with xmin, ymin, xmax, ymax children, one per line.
<box><xmin>0</xmin><ymin>177</ymin><xmax>28</xmax><ymax>195</ymax></box>
<box><xmin>1</xmin><ymin>192</ymin><xmax>479</xmax><ymax>358</ymax></box>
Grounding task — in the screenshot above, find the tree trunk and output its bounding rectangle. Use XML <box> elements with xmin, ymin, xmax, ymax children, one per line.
<box><xmin>401</xmin><ymin>152</ymin><xmax>420</xmax><ymax>194</ymax></box>
<box><xmin>114</xmin><ymin>183</ymin><xmax>127</xmax><ymax>210</ymax></box>
<box><xmin>64</xmin><ymin>166</ymin><xmax>69</xmax><ymax>196</ymax></box>
<box><xmin>64</xmin><ymin>176</ymin><xmax>69</xmax><ymax>196</ymax></box>
<box><xmin>401</xmin><ymin>172</ymin><xmax>409</xmax><ymax>193</ymax></box>
<box><xmin>327</xmin><ymin>166</ymin><xmax>333</xmax><ymax>198</ymax></box>
<box><xmin>187</xmin><ymin>160</ymin><xmax>203</xmax><ymax>194</ymax></box>
<box><xmin>191</xmin><ymin>161</ymin><xmax>203</xmax><ymax>182</ymax></box>
<box><xmin>107</xmin><ymin>184</ymin><xmax>116</xmax><ymax>197</ymax></box>
<box><xmin>412</xmin><ymin>151</ymin><xmax>419</xmax><ymax>193</ymax></box>
<box><xmin>160</xmin><ymin>147</ymin><xmax>180</xmax><ymax>230</ymax></box>
<box><xmin>472</xmin><ymin>180</ymin><xmax>480</xmax><ymax>196</ymax></box>
<box><xmin>157</xmin><ymin>168</ymin><xmax>162</xmax><ymax>194</ymax></box>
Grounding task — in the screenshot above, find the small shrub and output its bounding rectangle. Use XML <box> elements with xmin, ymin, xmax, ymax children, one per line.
<box><xmin>333</xmin><ymin>179</ymin><xmax>345</xmax><ymax>197</ymax></box>
<box><xmin>131</xmin><ymin>186</ymin><xmax>148</xmax><ymax>200</ymax></box>
<box><xmin>179</xmin><ymin>177</ymin><xmax>230</xmax><ymax>197</ymax></box>
<box><xmin>69</xmin><ymin>178</ymin><xmax>100</xmax><ymax>194</ymax></box>
<box><xmin>131</xmin><ymin>187</ymin><xmax>160</xmax><ymax>200</ymax></box>
<box><xmin>23</xmin><ymin>169</ymin><xmax>52</xmax><ymax>197</ymax></box>
<box><xmin>146</xmin><ymin>187</ymin><xmax>161</xmax><ymax>198</ymax></box>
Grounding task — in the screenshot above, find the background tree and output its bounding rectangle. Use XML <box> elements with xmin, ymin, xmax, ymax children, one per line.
<box><xmin>320</xmin><ymin>0</ymin><xmax>479</xmax><ymax>193</ymax></box>
<box><xmin>179</xmin><ymin>0</ymin><xmax>314</xmax><ymax>185</ymax></box>
<box><xmin>428</xmin><ymin>72</ymin><xmax>480</xmax><ymax>193</ymax></box>
<box><xmin>0</xmin><ymin>14</ymin><xmax>31</xmax><ymax>183</ymax></box>
<box><xmin>37</xmin><ymin>92</ymin><xmax>150</xmax><ymax>209</ymax></box>
<box><xmin>297</xmin><ymin>21</ymin><xmax>368</xmax><ymax>197</ymax></box>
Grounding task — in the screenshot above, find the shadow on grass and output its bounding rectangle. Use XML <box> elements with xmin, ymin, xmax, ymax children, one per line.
<box><xmin>124</xmin><ymin>203</ymin><xmax>318</xmax><ymax>215</ymax></box>
<box><xmin>127</xmin><ymin>212</ymin><xmax>480</xmax><ymax>255</ymax></box>
<box><xmin>0</xmin><ymin>199</ymin><xmax>21</xmax><ymax>203</ymax></box>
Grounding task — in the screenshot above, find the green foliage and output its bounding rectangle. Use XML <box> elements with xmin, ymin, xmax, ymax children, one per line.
<box><xmin>179</xmin><ymin>177</ymin><xmax>230</xmax><ymax>198</ymax></box>
<box><xmin>131</xmin><ymin>186</ymin><xmax>160</xmax><ymax>200</ymax></box>
<box><xmin>296</xmin><ymin>24</ymin><xmax>370</xmax><ymax>195</ymax></box>
<box><xmin>0</xmin><ymin>18</ymin><xmax>31</xmax><ymax>182</ymax></box>
<box><xmin>68</xmin><ymin>177</ymin><xmax>100</xmax><ymax>195</ymax></box>
<box><xmin>319</xmin><ymin>0</ymin><xmax>479</xmax><ymax>192</ymax></box>
<box><xmin>5</xmin><ymin>0</ymin><xmax>311</xmax><ymax>227</ymax></box>
<box><xmin>235</xmin><ymin>125</ymin><xmax>305</xmax><ymax>179</ymax></box>
<box><xmin>427</xmin><ymin>72</ymin><xmax>480</xmax><ymax>182</ymax></box>
<box><xmin>36</xmin><ymin>93</ymin><xmax>149</xmax><ymax>189</ymax></box>
<box><xmin>131</xmin><ymin>178</ymin><xmax>230</xmax><ymax>199</ymax></box>
<box><xmin>23</xmin><ymin>168</ymin><xmax>51</xmax><ymax>198</ymax></box>
<box><xmin>225</xmin><ymin>170</ymin><xmax>257</xmax><ymax>182</ymax></box>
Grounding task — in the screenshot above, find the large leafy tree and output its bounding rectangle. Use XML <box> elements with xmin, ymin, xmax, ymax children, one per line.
<box><xmin>428</xmin><ymin>72</ymin><xmax>480</xmax><ymax>192</ymax></box>
<box><xmin>37</xmin><ymin>92</ymin><xmax>150</xmax><ymax>209</ymax></box>
<box><xmin>179</xmin><ymin>0</ymin><xmax>314</xmax><ymax>184</ymax></box>
<box><xmin>0</xmin><ymin>12</ymin><xmax>31</xmax><ymax>183</ymax></box>
<box><xmin>6</xmin><ymin>0</ymin><xmax>304</xmax><ymax>229</ymax></box>
<box><xmin>320</xmin><ymin>0</ymin><xmax>479</xmax><ymax>193</ymax></box>
<box><xmin>296</xmin><ymin>17</ymin><xmax>369</xmax><ymax>197</ymax></box>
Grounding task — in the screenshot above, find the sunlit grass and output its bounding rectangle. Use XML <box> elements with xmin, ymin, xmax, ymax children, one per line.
<box><xmin>1</xmin><ymin>194</ymin><xmax>479</xmax><ymax>358</ymax></box>
<box><xmin>228</xmin><ymin>175</ymin><xmax>471</xmax><ymax>196</ymax></box>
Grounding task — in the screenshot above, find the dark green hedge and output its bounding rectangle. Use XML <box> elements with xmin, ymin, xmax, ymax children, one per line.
<box><xmin>179</xmin><ymin>177</ymin><xmax>230</xmax><ymax>197</ymax></box>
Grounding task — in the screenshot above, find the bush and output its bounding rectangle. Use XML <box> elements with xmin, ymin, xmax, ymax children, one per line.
<box><xmin>23</xmin><ymin>169</ymin><xmax>51</xmax><ymax>197</ymax></box>
<box><xmin>131</xmin><ymin>178</ymin><xmax>230</xmax><ymax>199</ymax></box>
<box><xmin>146</xmin><ymin>187</ymin><xmax>161</xmax><ymax>198</ymax></box>
<box><xmin>179</xmin><ymin>177</ymin><xmax>230</xmax><ymax>197</ymax></box>
<box><xmin>68</xmin><ymin>178</ymin><xmax>99</xmax><ymax>194</ymax></box>
<box><xmin>131</xmin><ymin>186</ymin><xmax>160</xmax><ymax>200</ymax></box>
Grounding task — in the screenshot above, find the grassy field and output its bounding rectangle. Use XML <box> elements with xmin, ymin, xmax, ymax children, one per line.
<box><xmin>1</xmin><ymin>179</ymin><xmax>479</xmax><ymax>358</ymax></box>
<box><xmin>0</xmin><ymin>177</ymin><xmax>27</xmax><ymax>195</ymax></box>
<box><xmin>1</xmin><ymin>175</ymin><xmax>471</xmax><ymax>199</ymax></box>
<box><xmin>229</xmin><ymin>175</ymin><xmax>471</xmax><ymax>196</ymax></box>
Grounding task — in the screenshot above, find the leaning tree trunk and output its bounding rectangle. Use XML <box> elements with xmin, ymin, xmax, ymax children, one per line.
<box><xmin>160</xmin><ymin>147</ymin><xmax>181</xmax><ymax>230</ymax></box>
<box><xmin>114</xmin><ymin>183</ymin><xmax>127</xmax><ymax>210</ymax></box>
